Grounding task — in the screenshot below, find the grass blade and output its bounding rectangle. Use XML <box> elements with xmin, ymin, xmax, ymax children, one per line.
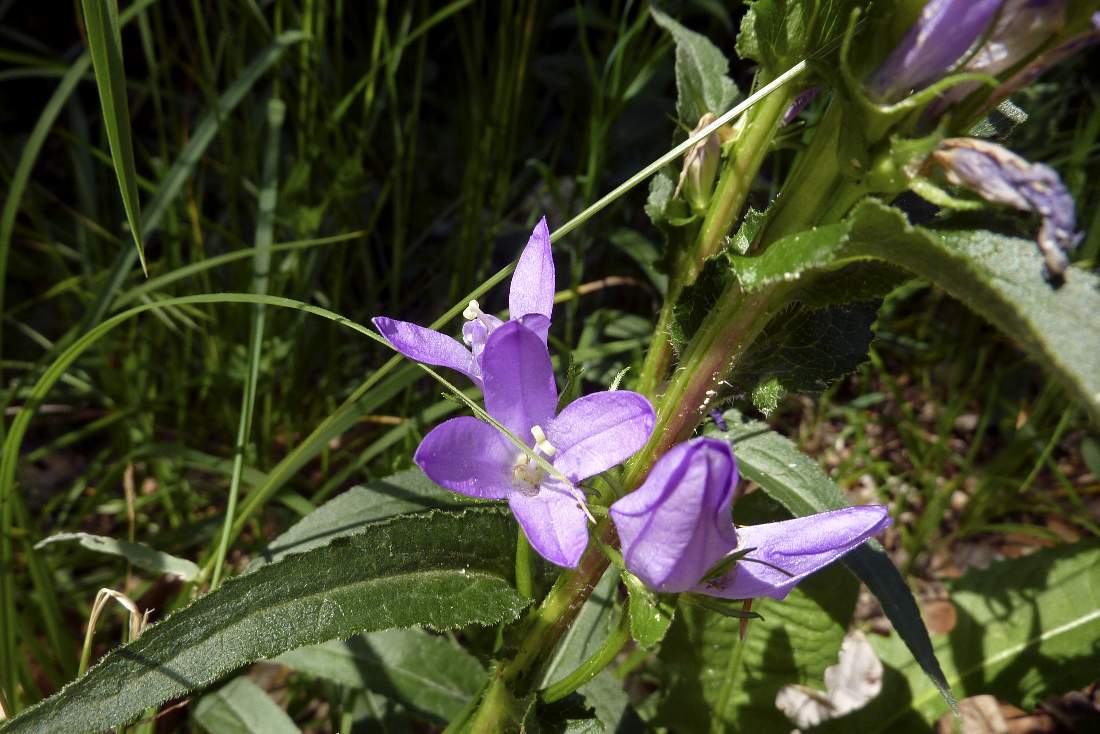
<box><xmin>210</xmin><ymin>98</ymin><xmax>285</xmax><ymax>589</ymax></box>
<box><xmin>80</xmin><ymin>0</ymin><xmax>146</xmax><ymax>274</ymax></box>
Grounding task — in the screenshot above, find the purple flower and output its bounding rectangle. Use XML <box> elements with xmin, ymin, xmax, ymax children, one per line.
<box><xmin>373</xmin><ymin>217</ymin><xmax>555</xmax><ymax>387</ymax></box>
<box><xmin>932</xmin><ymin>137</ymin><xmax>1080</xmax><ymax>275</ymax></box>
<box><xmin>610</xmin><ymin>438</ymin><xmax>891</xmax><ymax>600</ymax></box>
<box><xmin>867</xmin><ymin>0</ymin><xmax>1005</xmax><ymax>103</ymax></box>
<box><xmin>415</xmin><ymin>320</ymin><xmax>655</xmax><ymax>567</ymax></box>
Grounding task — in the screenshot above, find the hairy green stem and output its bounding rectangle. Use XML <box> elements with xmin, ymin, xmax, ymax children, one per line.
<box><xmin>636</xmin><ymin>81</ymin><xmax>796</xmax><ymax>398</ymax></box>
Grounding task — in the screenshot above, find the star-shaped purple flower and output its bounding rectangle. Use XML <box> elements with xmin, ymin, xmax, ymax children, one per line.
<box><xmin>610</xmin><ymin>438</ymin><xmax>891</xmax><ymax>600</ymax></box>
<box><xmin>415</xmin><ymin>320</ymin><xmax>655</xmax><ymax>567</ymax></box>
<box><xmin>372</xmin><ymin>217</ymin><xmax>554</xmax><ymax>387</ymax></box>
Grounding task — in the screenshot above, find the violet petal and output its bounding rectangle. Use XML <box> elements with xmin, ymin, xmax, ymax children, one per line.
<box><xmin>610</xmin><ymin>438</ymin><xmax>739</xmax><ymax>592</ymax></box>
<box><xmin>700</xmin><ymin>506</ymin><xmax>892</xmax><ymax>601</ymax></box>
<box><xmin>509</xmin><ymin>479</ymin><xmax>590</xmax><ymax>567</ymax></box>
<box><xmin>546</xmin><ymin>391</ymin><xmax>655</xmax><ymax>482</ymax></box>
<box><xmin>509</xmin><ymin>217</ymin><xmax>555</xmax><ymax>321</ymax></box>
<box><xmin>867</xmin><ymin>0</ymin><xmax>1004</xmax><ymax>102</ymax></box>
<box><xmin>373</xmin><ymin>316</ymin><xmax>480</xmax><ymax>385</ymax></box>
<box><xmin>414</xmin><ymin>416</ymin><xmax>516</xmax><ymax>500</ymax></box>
<box><xmin>481</xmin><ymin>320</ymin><xmax>558</xmax><ymax>438</ymax></box>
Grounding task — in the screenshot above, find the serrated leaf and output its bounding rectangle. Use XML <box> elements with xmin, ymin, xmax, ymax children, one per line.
<box><xmin>249</xmin><ymin>468</ymin><xmax>478</xmax><ymax>570</ymax></box>
<box><xmin>0</xmin><ymin>509</ymin><xmax>526</xmax><ymax>734</ymax></box>
<box><xmin>736</xmin><ymin>0</ymin><xmax>861</xmax><ymax>75</ymax></box>
<box><xmin>650</xmin><ymin>8</ymin><xmax>740</xmax><ymax>125</ymax></box>
<box><xmin>656</xmin><ymin>563</ymin><xmax>858</xmax><ymax>732</ymax></box>
<box><xmin>80</xmin><ymin>0</ymin><xmax>145</xmax><ymax>272</ymax></box>
<box><xmin>816</xmin><ymin>541</ymin><xmax>1100</xmax><ymax>732</ymax></box>
<box><xmin>732</xmin><ymin>301</ymin><xmax>879</xmax><ymax>411</ymax></box>
<box><xmin>622</xmin><ymin>571</ymin><xmax>675</xmax><ymax>650</ymax></box>
<box><xmin>708</xmin><ymin>409</ymin><xmax>953</xmax><ymax>712</ymax></box>
<box><xmin>277</xmin><ymin>628</ymin><xmax>485</xmax><ymax>721</ymax></box>
<box><xmin>672</xmin><ymin>252</ymin><xmax>733</xmax><ymax>351</ymax></box>
<box><xmin>34</xmin><ymin>532</ymin><xmax>199</xmax><ymax>581</ymax></box>
<box><xmin>192</xmin><ymin>676</ymin><xmax>299</xmax><ymax>734</ymax></box>
<box><xmin>731</xmin><ymin>200</ymin><xmax>1100</xmax><ymax>423</ymax></box>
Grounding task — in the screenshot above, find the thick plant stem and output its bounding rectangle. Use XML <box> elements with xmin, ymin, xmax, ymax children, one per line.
<box><xmin>636</xmin><ymin>84</ymin><xmax>795</xmax><ymax>398</ymax></box>
<box><xmin>626</xmin><ymin>281</ymin><xmax>793</xmax><ymax>490</ymax></box>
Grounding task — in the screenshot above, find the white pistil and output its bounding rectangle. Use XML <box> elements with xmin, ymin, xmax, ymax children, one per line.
<box><xmin>530</xmin><ymin>424</ymin><xmax>557</xmax><ymax>457</ymax></box>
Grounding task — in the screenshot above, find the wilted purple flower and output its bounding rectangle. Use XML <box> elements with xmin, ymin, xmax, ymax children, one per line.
<box><xmin>373</xmin><ymin>217</ymin><xmax>554</xmax><ymax>386</ymax></box>
<box><xmin>416</xmin><ymin>320</ymin><xmax>655</xmax><ymax>567</ymax></box>
<box><xmin>932</xmin><ymin>137</ymin><xmax>1080</xmax><ymax>275</ymax></box>
<box><xmin>867</xmin><ymin>0</ymin><xmax>1005</xmax><ymax>103</ymax></box>
<box><xmin>610</xmin><ymin>438</ymin><xmax>891</xmax><ymax>600</ymax></box>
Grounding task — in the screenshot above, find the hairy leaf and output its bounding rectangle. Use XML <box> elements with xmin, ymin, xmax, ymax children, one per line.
<box><xmin>656</xmin><ymin>563</ymin><xmax>858</xmax><ymax>732</ymax></box>
<box><xmin>0</xmin><ymin>509</ymin><xmax>526</xmax><ymax>734</ymax></box>
<box><xmin>708</xmin><ymin>409</ymin><xmax>953</xmax><ymax>711</ymax></box>
<box><xmin>732</xmin><ymin>301</ymin><xmax>879</xmax><ymax>411</ymax></box>
<box><xmin>35</xmin><ymin>533</ymin><xmax>199</xmax><ymax>581</ymax></box>
<box><xmin>818</xmin><ymin>541</ymin><xmax>1100</xmax><ymax>731</ymax></box>
<box><xmin>623</xmin><ymin>571</ymin><xmax>675</xmax><ymax>650</ymax></box>
<box><xmin>650</xmin><ymin>8</ymin><xmax>740</xmax><ymax>125</ymax></box>
<box><xmin>277</xmin><ymin>629</ymin><xmax>485</xmax><ymax>721</ymax></box>
<box><xmin>736</xmin><ymin>0</ymin><xmax>861</xmax><ymax>74</ymax></box>
<box><xmin>249</xmin><ymin>468</ymin><xmax>479</xmax><ymax>570</ymax></box>
<box><xmin>730</xmin><ymin>201</ymin><xmax>1100</xmax><ymax>422</ymax></box>
<box><xmin>192</xmin><ymin>676</ymin><xmax>298</xmax><ymax>734</ymax></box>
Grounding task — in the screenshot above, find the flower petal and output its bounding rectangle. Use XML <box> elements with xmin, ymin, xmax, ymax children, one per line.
<box><xmin>373</xmin><ymin>317</ymin><xmax>480</xmax><ymax>384</ymax></box>
<box><xmin>547</xmin><ymin>390</ymin><xmax>655</xmax><ymax>481</ymax></box>
<box><xmin>701</xmin><ymin>506</ymin><xmax>892</xmax><ymax>601</ymax></box>
<box><xmin>414</xmin><ymin>416</ymin><xmax>516</xmax><ymax>500</ymax></box>
<box><xmin>610</xmin><ymin>438</ymin><xmax>738</xmax><ymax>592</ymax></box>
<box><xmin>509</xmin><ymin>217</ymin><xmax>555</xmax><ymax>321</ymax></box>
<box><xmin>481</xmin><ymin>320</ymin><xmax>558</xmax><ymax>438</ymax></box>
<box><xmin>866</xmin><ymin>0</ymin><xmax>1003</xmax><ymax>102</ymax></box>
<box><xmin>509</xmin><ymin>479</ymin><xmax>589</xmax><ymax>567</ymax></box>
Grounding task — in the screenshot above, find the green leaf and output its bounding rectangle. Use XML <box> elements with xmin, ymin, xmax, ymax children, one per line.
<box><xmin>732</xmin><ymin>301</ymin><xmax>879</xmax><ymax>412</ymax></box>
<box><xmin>248</xmin><ymin>468</ymin><xmax>479</xmax><ymax>571</ymax></box>
<box><xmin>80</xmin><ymin>0</ymin><xmax>145</xmax><ymax>272</ymax></box>
<box><xmin>736</xmin><ymin>0</ymin><xmax>860</xmax><ymax>75</ymax></box>
<box><xmin>622</xmin><ymin>571</ymin><xmax>675</xmax><ymax>650</ymax></box>
<box><xmin>650</xmin><ymin>7</ymin><xmax>740</xmax><ymax>125</ymax></box>
<box><xmin>277</xmin><ymin>628</ymin><xmax>485</xmax><ymax>721</ymax></box>
<box><xmin>34</xmin><ymin>532</ymin><xmax>199</xmax><ymax>581</ymax></box>
<box><xmin>708</xmin><ymin>409</ymin><xmax>954</xmax><ymax>712</ymax></box>
<box><xmin>731</xmin><ymin>200</ymin><xmax>1100</xmax><ymax>423</ymax></box>
<box><xmin>656</xmin><ymin>563</ymin><xmax>858</xmax><ymax>732</ymax></box>
<box><xmin>192</xmin><ymin>676</ymin><xmax>299</xmax><ymax>734</ymax></box>
<box><xmin>817</xmin><ymin>541</ymin><xmax>1100</xmax><ymax>732</ymax></box>
<box><xmin>0</xmin><ymin>509</ymin><xmax>526</xmax><ymax>734</ymax></box>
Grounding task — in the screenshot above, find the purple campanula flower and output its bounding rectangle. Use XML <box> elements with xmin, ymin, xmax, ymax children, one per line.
<box><xmin>609</xmin><ymin>438</ymin><xmax>891</xmax><ymax>600</ymax></box>
<box><xmin>867</xmin><ymin>0</ymin><xmax>1005</xmax><ymax>103</ymax></box>
<box><xmin>372</xmin><ymin>217</ymin><xmax>554</xmax><ymax>387</ymax></box>
<box><xmin>415</xmin><ymin>320</ymin><xmax>655</xmax><ymax>567</ymax></box>
<box><xmin>932</xmin><ymin>137</ymin><xmax>1080</xmax><ymax>275</ymax></box>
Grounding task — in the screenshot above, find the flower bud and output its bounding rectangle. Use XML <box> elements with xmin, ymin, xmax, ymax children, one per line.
<box><xmin>675</xmin><ymin>113</ymin><xmax>722</xmax><ymax>214</ymax></box>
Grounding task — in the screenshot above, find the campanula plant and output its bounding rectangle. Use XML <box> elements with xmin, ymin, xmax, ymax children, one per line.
<box><xmin>3</xmin><ymin>3</ymin><xmax>1098</xmax><ymax>734</ymax></box>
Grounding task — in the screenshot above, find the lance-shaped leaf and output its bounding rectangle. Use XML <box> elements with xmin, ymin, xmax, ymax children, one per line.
<box><xmin>0</xmin><ymin>509</ymin><xmax>526</xmax><ymax>734</ymax></box>
<box><xmin>650</xmin><ymin>8</ymin><xmax>740</xmax><ymax>125</ymax></box>
<box><xmin>816</xmin><ymin>541</ymin><xmax>1100</xmax><ymax>731</ymax></box>
<box><xmin>277</xmin><ymin>629</ymin><xmax>485</xmax><ymax>722</ymax></box>
<box><xmin>35</xmin><ymin>533</ymin><xmax>199</xmax><ymax>581</ymax></box>
<box><xmin>707</xmin><ymin>409</ymin><xmax>954</xmax><ymax>711</ymax></box>
<box><xmin>730</xmin><ymin>200</ymin><xmax>1100</xmax><ymax>423</ymax></box>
